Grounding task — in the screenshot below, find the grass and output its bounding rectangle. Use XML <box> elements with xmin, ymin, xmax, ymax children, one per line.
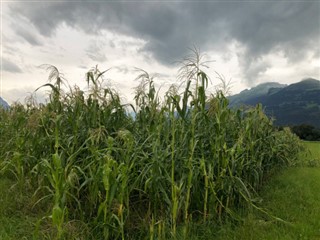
<box><xmin>300</xmin><ymin>141</ymin><xmax>320</xmax><ymax>166</ymax></box>
<box><xmin>303</xmin><ymin>141</ymin><xmax>320</xmax><ymax>158</ymax></box>
<box><xmin>0</xmin><ymin>178</ymin><xmax>43</xmax><ymax>239</ymax></box>
<box><xmin>0</xmin><ymin>177</ymin><xmax>87</xmax><ymax>239</ymax></box>
<box><xmin>213</xmin><ymin>167</ymin><xmax>320</xmax><ymax>240</ymax></box>
<box><xmin>210</xmin><ymin>141</ymin><xmax>320</xmax><ymax>240</ymax></box>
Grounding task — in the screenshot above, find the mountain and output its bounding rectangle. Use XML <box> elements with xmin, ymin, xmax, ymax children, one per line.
<box><xmin>229</xmin><ymin>82</ymin><xmax>287</xmax><ymax>106</ymax></box>
<box><xmin>0</xmin><ymin>97</ymin><xmax>10</xmax><ymax>110</ymax></box>
<box><xmin>229</xmin><ymin>78</ymin><xmax>320</xmax><ymax>128</ymax></box>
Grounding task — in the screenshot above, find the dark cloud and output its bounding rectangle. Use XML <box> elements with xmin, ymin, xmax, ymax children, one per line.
<box><xmin>109</xmin><ymin>40</ymin><xmax>115</xmax><ymax>49</ymax></box>
<box><xmin>244</xmin><ymin>60</ymin><xmax>271</xmax><ymax>85</ymax></box>
<box><xmin>114</xmin><ymin>65</ymin><xmax>130</xmax><ymax>74</ymax></box>
<box><xmin>228</xmin><ymin>2</ymin><xmax>319</xmax><ymax>60</ymax></box>
<box><xmin>13</xmin><ymin>24</ymin><xmax>42</xmax><ymax>46</ymax></box>
<box><xmin>85</xmin><ymin>41</ymin><xmax>107</xmax><ymax>62</ymax></box>
<box><xmin>2</xmin><ymin>58</ymin><xmax>23</xmax><ymax>73</ymax></box>
<box><xmin>9</xmin><ymin>1</ymin><xmax>320</xmax><ymax>84</ymax></box>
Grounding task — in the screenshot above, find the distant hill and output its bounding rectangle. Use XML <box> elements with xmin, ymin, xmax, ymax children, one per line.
<box><xmin>0</xmin><ymin>97</ymin><xmax>9</xmax><ymax>110</ymax></box>
<box><xmin>229</xmin><ymin>82</ymin><xmax>287</xmax><ymax>106</ymax></box>
<box><xmin>229</xmin><ymin>78</ymin><xmax>320</xmax><ymax>128</ymax></box>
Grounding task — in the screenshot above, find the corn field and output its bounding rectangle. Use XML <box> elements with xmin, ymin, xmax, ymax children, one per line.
<box><xmin>0</xmin><ymin>51</ymin><xmax>302</xmax><ymax>239</ymax></box>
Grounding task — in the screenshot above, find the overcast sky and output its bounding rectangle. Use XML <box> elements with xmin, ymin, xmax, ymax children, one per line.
<box><xmin>1</xmin><ymin>0</ymin><xmax>319</xmax><ymax>104</ymax></box>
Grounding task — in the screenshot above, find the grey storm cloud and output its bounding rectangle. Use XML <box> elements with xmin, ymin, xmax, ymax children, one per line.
<box><xmin>14</xmin><ymin>26</ymin><xmax>42</xmax><ymax>46</ymax></box>
<box><xmin>2</xmin><ymin>58</ymin><xmax>23</xmax><ymax>73</ymax></box>
<box><xmin>9</xmin><ymin>1</ymin><xmax>320</xmax><ymax>84</ymax></box>
<box><xmin>86</xmin><ymin>41</ymin><xmax>108</xmax><ymax>62</ymax></box>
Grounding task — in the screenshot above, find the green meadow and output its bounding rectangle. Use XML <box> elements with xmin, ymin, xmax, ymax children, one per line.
<box><xmin>213</xmin><ymin>141</ymin><xmax>320</xmax><ymax>240</ymax></box>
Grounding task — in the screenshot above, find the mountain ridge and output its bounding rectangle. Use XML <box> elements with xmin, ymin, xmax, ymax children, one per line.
<box><xmin>228</xmin><ymin>78</ymin><xmax>320</xmax><ymax>128</ymax></box>
<box><xmin>0</xmin><ymin>97</ymin><xmax>9</xmax><ymax>110</ymax></box>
